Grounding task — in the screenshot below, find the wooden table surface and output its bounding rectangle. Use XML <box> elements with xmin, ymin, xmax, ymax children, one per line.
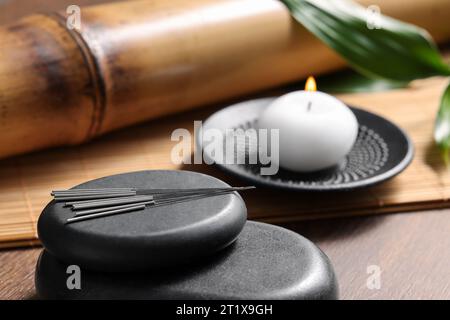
<box><xmin>1</xmin><ymin>0</ymin><xmax>449</xmax><ymax>300</ymax></box>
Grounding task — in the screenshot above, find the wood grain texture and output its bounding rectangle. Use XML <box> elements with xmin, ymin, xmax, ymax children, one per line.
<box><xmin>0</xmin><ymin>247</ymin><xmax>40</xmax><ymax>300</ymax></box>
<box><xmin>1</xmin><ymin>208</ymin><xmax>449</xmax><ymax>300</ymax></box>
<box><xmin>290</xmin><ymin>209</ymin><xmax>450</xmax><ymax>300</ymax></box>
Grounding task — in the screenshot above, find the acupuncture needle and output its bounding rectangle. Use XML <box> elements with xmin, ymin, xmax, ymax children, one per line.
<box><xmin>72</xmin><ymin>200</ymin><xmax>156</xmax><ymax>217</ymax></box>
<box><xmin>52</xmin><ymin>188</ymin><xmax>134</xmax><ymax>194</ymax></box>
<box><xmin>70</xmin><ymin>190</ymin><xmax>229</xmax><ymax>211</ymax></box>
<box><xmin>55</xmin><ymin>192</ymin><xmax>138</xmax><ymax>201</ymax></box>
<box><xmin>65</xmin><ymin>187</ymin><xmax>255</xmax><ymax>209</ymax></box>
<box><xmin>53</xmin><ymin>187</ymin><xmax>248</xmax><ymax>196</ymax></box>
<box><xmin>53</xmin><ymin>186</ymin><xmax>250</xmax><ymax>192</ymax></box>
<box><xmin>57</xmin><ymin>190</ymin><xmax>207</xmax><ymax>202</ymax></box>
<box><xmin>66</xmin><ymin>193</ymin><xmax>202</xmax><ymax>209</ymax></box>
<box><xmin>65</xmin><ymin>195</ymin><xmax>154</xmax><ymax>207</ymax></box>
<box><xmin>53</xmin><ymin>187</ymin><xmax>254</xmax><ymax>201</ymax></box>
<box><xmin>66</xmin><ymin>189</ymin><xmax>250</xmax><ymax>223</ymax></box>
<box><xmin>70</xmin><ymin>195</ymin><xmax>156</xmax><ymax>210</ymax></box>
<box><xmin>52</xmin><ymin>188</ymin><xmax>135</xmax><ymax>196</ymax></box>
<box><xmin>72</xmin><ymin>189</ymin><xmax>241</xmax><ymax>216</ymax></box>
<box><xmin>66</xmin><ymin>192</ymin><xmax>234</xmax><ymax>223</ymax></box>
<box><xmin>66</xmin><ymin>205</ymin><xmax>146</xmax><ymax>224</ymax></box>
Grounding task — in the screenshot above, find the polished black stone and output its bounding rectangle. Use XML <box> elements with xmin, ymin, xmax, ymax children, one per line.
<box><xmin>35</xmin><ymin>221</ymin><xmax>338</xmax><ymax>299</ymax></box>
<box><xmin>38</xmin><ymin>170</ymin><xmax>247</xmax><ymax>272</ymax></box>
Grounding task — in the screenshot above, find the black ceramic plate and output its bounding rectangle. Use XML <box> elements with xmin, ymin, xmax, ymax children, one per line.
<box><xmin>199</xmin><ymin>98</ymin><xmax>414</xmax><ymax>191</ymax></box>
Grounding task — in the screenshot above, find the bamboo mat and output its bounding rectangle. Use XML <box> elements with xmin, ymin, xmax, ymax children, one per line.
<box><xmin>0</xmin><ymin>77</ymin><xmax>449</xmax><ymax>249</ymax></box>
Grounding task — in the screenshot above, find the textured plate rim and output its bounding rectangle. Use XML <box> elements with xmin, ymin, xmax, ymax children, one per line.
<box><xmin>198</xmin><ymin>97</ymin><xmax>414</xmax><ymax>192</ymax></box>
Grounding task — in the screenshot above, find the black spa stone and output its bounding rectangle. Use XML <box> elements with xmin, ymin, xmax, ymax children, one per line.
<box><xmin>35</xmin><ymin>221</ymin><xmax>338</xmax><ymax>300</ymax></box>
<box><xmin>37</xmin><ymin>170</ymin><xmax>247</xmax><ymax>272</ymax></box>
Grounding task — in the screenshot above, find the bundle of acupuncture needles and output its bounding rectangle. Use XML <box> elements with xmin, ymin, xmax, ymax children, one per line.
<box><xmin>52</xmin><ymin>186</ymin><xmax>255</xmax><ymax>224</ymax></box>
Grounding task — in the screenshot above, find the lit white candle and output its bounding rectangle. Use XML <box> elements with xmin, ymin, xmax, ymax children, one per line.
<box><xmin>258</xmin><ymin>77</ymin><xmax>358</xmax><ymax>172</ymax></box>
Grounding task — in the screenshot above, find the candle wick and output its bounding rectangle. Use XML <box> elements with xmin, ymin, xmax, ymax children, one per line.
<box><xmin>307</xmin><ymin>101</ymin><xmax>312</xmax><ymax>112</ymax></box>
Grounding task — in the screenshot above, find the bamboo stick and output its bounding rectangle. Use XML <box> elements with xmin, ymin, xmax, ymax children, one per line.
<box><xmin>0</xmin><ymin>0</ymin><xmax>449</xmax><ymax>159</ymax></box>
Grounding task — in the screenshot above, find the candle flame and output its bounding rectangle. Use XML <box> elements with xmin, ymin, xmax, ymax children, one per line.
<box><xmin>305</xmin><ymin>76</ymin><xmax>317</xmax><ymax>92</ymax></box>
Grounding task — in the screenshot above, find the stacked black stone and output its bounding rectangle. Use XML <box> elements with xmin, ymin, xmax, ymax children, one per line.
<box><xmin>35</xmin><ymin>170</ymin><xmax>338</xmax><ymax>299</ymax></box>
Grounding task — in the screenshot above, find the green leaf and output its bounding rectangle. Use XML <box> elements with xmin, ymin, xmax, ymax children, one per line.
<box><xmin>434</xmin><ymin>82</ymin><xmax>450</xmax><ymax>163</ymax></box>
<box><xmin>316</xmin><ymin>70</ymin><xmax>408</xmax><ymax>93</ymax></box>
<box><xmin>282</xmin><ymin>0</ymin><xmax>450</xmax><ymax>82</ymax></box>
